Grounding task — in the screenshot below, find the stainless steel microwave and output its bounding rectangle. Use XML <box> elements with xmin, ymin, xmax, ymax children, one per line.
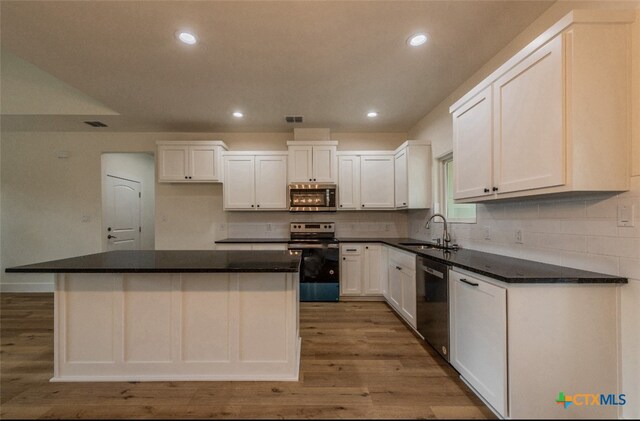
<box><xmin>288</xmin><ymin>184</ymin><xmax>336</xmax><ymax>212</ymax></box>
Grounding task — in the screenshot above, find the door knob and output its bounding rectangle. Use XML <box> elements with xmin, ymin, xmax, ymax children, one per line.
<box><xmin>107</xmin><ymin>235</ymin><xmax>117</xmax><ymax>239</ymax></box>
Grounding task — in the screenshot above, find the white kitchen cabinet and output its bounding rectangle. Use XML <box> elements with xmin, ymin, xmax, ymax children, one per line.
<box><xmin>393</xmin><ymin>141</ymin><xmax>432</xmax><ymax>209</ymax></box>
<box><xmin>380</xmin><ymin>246</ymin><xmax>389</xmax><ymax>300</ymax></box>
<box><xmin>340</xmin><ymin>245</ymin><xmax>363</xmax><ymax>296</ymax></box>
<box><xmin>157</xmin><ymin>141</ymin><xmax>228</xmax><ymax>183</ymax></box>
<box><xmin>387</xmin><ymin>248</ymin><xmax>416</xmax><ymax>329</ymax></box>
<box><xmin>449</xmin><ymin>269</ymin><xmax>507</xmax><ymax>417</ymax></box>
<box><xmin>360</xmin><ymin>155</ymin><xmax>395</xmax><ymax>209</ymax></box>
<box><xmin>450</xmin><ymin>11</ymin><xmax>633</xmax><ymax>202</ymax></box>
<box><xmin>255</xmin><ymin>155</ymin><xmax>288</xmax><ymax>210</ymax></box>
<box><xmin>452</xmin><ymin>87</ymin><xmax>493</xmax><ymax>200</ymax></box>
<box><xmin>223</xmin><ymin>153</ymin><xmax>287</xmax><ymax>210</ymax></box>
<box><xmin>287</xmin><ymin>142</ymin><xmax>337</xmax><ymax>183</ymax></box>
<box><xmin>337</xmin><ymin>155</ymin><xmax>360</xmax><ymax>210</ymax></box>
<box><xmin>363</xmin><ymin>245</ymin><xmax>382</xmax><ymax>295</ymax></box>
<box><xmin>340</xmin><ymin>243</ymin><xmax>384</xmax><ymax>299</ymax></box>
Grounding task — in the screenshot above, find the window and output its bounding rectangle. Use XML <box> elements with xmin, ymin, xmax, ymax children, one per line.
<box><xmin>441</xmin><ymin>154</ymin><xmax>476</xmax><ymax>223</ymax></box>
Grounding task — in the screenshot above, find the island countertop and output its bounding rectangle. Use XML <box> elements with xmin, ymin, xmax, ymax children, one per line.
<box><xmin>5</xmin><ymin>250</ymin><xmax>301</xmax><ymax>273</ymax></box>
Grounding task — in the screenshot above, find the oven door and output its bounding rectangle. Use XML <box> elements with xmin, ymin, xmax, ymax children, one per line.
<box><xmin>288</xmin><ymin>243</ymin><xmax>339</xmax><ymax>301</ymax></box>
<box><xmin>288</xmin><ymin>185</ymin><xmax>336</xmax><ymax>212</ymax></box>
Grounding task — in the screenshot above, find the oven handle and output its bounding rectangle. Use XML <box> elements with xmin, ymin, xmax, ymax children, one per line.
<box><xmin>288</xmin><ymin>243</ymin><xmax>339</xmax><ymax>249</ymax></box>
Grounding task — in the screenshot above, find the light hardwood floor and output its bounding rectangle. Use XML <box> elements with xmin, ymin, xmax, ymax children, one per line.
<box><xmin>1</xmin><ymin>293</ymin><xmax>495</xmax><ymax>419</ymax></box>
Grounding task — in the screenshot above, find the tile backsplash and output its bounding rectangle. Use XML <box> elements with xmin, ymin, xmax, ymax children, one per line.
<box><xmin>409</xmin><ymin>177</ymin><xmax>640</xmax><ymax>279</ymax></box>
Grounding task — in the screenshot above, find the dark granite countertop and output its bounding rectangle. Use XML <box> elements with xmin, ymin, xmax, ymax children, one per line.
<box><xmin>216</xmin><ymin>238</ymin><xmax>290</xmax><ymax>243</ymax></box>
<box><xmin>338</xmin><ymin>238</ymin><xmax>627</xmax><ymax>284</ymax></box>
<box><xmin>5</xmin><ymin>250</ymin><xmax>301</xmax><ymax>273</ymax></box>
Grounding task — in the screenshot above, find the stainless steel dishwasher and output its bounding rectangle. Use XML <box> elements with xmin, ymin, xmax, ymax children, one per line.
<box><xmin>416</xmin><ymin>256</ymin><xmax>450</xmax><ymax>361</ymax></box>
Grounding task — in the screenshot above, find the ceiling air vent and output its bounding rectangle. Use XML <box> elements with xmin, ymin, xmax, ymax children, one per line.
<box><xmin>84</xmin><ymin>120</ymin><xmax>108</xmax><ymax>128</ymax></box>
<box><xmin>284</xmin><ymin>116</ymin><xmax>303</xmax><ymax>123</ymax></box>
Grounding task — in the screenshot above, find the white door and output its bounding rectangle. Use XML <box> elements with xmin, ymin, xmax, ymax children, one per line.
<box><xmin>337</xmin><ymin>155</ymin><xmax>360</xmax><ymax>210</ymax></box>
<box><xmin>453</xmin><ymin>86</ymin><xmax>493</xmax><ymax>199</ymax></box>
<box><xmin>104</xmin><ymin>175</ymin><xmax>141</xmax><ymax>251</ymax></box>
<box><xmin>360</xmin><ymin>155</ymin><xmax>395</xmax><ymax>209</ymax></box>
<box><xmin>223</xmin><ymin>156</ymin><xmax>256</xmax><ymax>209</ymax></box>
<box><xmin>312</xmin><ymin>145</ymin><xmax>337</xmax><ymax>183</ymax></box>
<box><xmin>158</xmin><ymin>145</ymin><xmax>189</xmax><ymax>182</ymax></box>
<box><xmin>255</xmin><ymin>155</ymin><xmax>288</xmax><ymax>210</ymax></box>
<box><xmin>288</xmin><ymin>146</ymin><xmax>313</xmax><ymax>183</ymax></box>
<box><xmin>189</xmin><ymin>146</ymin><xmax>219</xmax><ymax>181</ymax></box>
<box><xmin>394</xmin><ymin>149</ymin><xmax>408</xmax><ymax>208</ymax></box>
<box><xmin>493</xmin><ymin>35</ymin><xmax>565</xmax><ymax>194</ymax></box>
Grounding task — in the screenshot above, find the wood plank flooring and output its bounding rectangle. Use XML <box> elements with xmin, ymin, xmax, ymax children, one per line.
<box><xmin>1</xmin><ymin>293</ymin><xmax>495</xmax><ymax>419</ymax></box>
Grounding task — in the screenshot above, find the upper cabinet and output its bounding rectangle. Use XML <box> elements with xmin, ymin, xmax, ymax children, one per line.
<box><xmin>450</xmin><ymin>10</ymin><xmax>634</xmax><ymax>202</ymax></box>
<box><xmin>223</xmin><ymin>152</ymin><xmax>288</xmax><ymax>211</ymax></box>
<box><xmin>287</xmin><ymin>141</ymin><xmax>337</xmax><ymax>183</ymax></box>
<box><xmin>157</xmin><ymin>141</ymin><xmax>228</xmax><ymax>183</ymax></box>
<box><xmin>394</xmin><ymin>141</ymin><xmax>432</xmax><ymax>209</ymax></box>
<box><xmin>360</xmin><ymin>155</ymin><xmax>395</xmax><ymax>209</ymax></box>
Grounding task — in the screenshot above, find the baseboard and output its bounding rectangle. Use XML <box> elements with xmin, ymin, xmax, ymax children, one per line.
<box><xmin>339</xmin><ymin>295</ymin><xmax>386</xmax><ymax>302</ymax></box>
<box><xmin>0</xmin><ymin>283</ymin><xmax>54</xmax><ymax>293</ymax></box>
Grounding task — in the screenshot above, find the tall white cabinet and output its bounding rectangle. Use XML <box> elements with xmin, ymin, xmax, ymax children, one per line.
<box><xmin>450</xmin><ymin>10</ymin><xmax>634</xmax><ymax>202</ymax></box>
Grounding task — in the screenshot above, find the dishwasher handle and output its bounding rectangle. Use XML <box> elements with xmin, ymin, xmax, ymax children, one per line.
<box><xmin>421</xmin><ymin>266</ymin><xmax>443</xmax><ymax>279</ymax></box>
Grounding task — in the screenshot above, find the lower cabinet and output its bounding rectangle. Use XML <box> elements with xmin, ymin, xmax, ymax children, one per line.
<box><xmin>340</xmin><ymin>244</ymin><xmax>384</xmax><ymax>298</ymax></box>
<box><xmin>449</xmin><ymin>267</ymin><xmax>621</xmax><ymax>419</ymax></box>
<box><xmin>387</xmin><ymin>248</ymin><xmax>417</xmax><ymax>329</ymax></box>
<box><xmin>449</xmin><ymin>269</ymin><xmax>507</xmax><ymax>417</ymax></box>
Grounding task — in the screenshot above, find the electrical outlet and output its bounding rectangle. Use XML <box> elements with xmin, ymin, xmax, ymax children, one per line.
<box><xmin>618</xmin><ymin>204</ymin><xmax>635</xmax><ymax>227</ymax></box>
<box><xmin>81</xmin><ymin>215</ymin><xmax>91</xmax><ymax>223</ymax></box>
<box><xmin>515</xmin><ymin>229</ymin><xmax>523</xmax><ymax>244</ymax></box>
<box><xmin>484</xmin><ymin>226</ymin><xmax>491</xmax><ymax>240</ymax></box>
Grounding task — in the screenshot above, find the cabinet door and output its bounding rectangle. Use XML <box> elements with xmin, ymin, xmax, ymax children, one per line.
<box><xmin>340</xmin><ymin>255</ymin><xmax>362</xmax><ymax>296</ymax></box>
<box><xmin>189</xmin><ymin>145</ymin><xmax>220</xmax><ymax>181</ymax></box>
<box><xmin>399</xmin><ymin>265</ymin><xmax>416</xmax><ymax>328</ymax></box>
<box><xmin>363</xmin><ymin>245</ymin><xmax>382</xmax><ymax>295</ymax></box>
<box><xmin>452</xmin><ymin>87</ymin><xmax>493</xmax><ymax>199</ymax></box>
<box><xmin>288</xmin><ymin>146</ymin><xmax>313</xmax><ymax>183</ymax></box>
<box><xmin>360</xmin><ymin>155</ymin><xmax>395</xmax><ymax>209</ymax></box>
<box><xmin>158</xmin><ymin>145</ymin><xmax>189</xmax><ymax>182</ymax></box>
<box><xmin>312</xmin><ymin>146</ymin><xmax>337</xmax><ymax>183</ymax></box>
<box><xmin>450</xmin><ymin>270</ymin><xmax>507</xmax><ymax>417</ymax></box>
<box><xmin>388</xmin><ymin>262</ymin><xmax>402</xmax><ymax>311</ymax></box>
<box><xmin>394</xmin><ymin>149</ymin><xmax>408</xmax><ymax>208</ymax></box>
<box><xmin>255</xmin><ymin>155</ymin><xmax>288</xmax><ymax>210</ymax></box>
<box><xmin>223</xmin><ymin>156</ymin><xmax>255</xmax><ymax>210</ymax></box>
<box><xmin>337</xmin><ymin>155</ymin><xmax>360</xmax><ymax>210</ymax></box>
<box><xmin>380</xmin><ymin>247</ymin><xmax>389</xmax><ymax>299</ymax></box>
<box><xmin>493</xmin><ymin>35</ymin><xmax>565</xmax><ymax>195</ymax></box>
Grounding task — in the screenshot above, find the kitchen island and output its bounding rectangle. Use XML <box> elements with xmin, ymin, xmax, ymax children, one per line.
<box><xmin>6</xmin><ymin>250</ymin><xmax>302</xmax><ymax>382</ymax></box>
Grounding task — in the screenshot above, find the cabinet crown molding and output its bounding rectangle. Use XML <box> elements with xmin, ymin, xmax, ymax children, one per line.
<box><xmin>286</xmin><ymin>140</ymin><xmax>339</xmax><ymax>146</ymax></box>
<box><xmin>156</xmin><ymin>140</ymin><xmax>228</xmax><ymax>150</ymax></box>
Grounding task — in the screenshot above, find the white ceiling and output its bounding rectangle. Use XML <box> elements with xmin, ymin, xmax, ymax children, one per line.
<box><xmin>0</xmin><ymin>0</ymin><xmax>555</xmax><ymax>132</ymax></box>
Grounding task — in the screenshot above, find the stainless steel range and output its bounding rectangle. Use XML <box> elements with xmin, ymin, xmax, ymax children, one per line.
<box><xmin>287</xmin><ymin>222</ymin><xmax>339</xmax><ymax>302</ymax></box>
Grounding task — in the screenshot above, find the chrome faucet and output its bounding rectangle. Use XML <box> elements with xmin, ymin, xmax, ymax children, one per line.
<box><xmin>425</xmin><ymin>213</ymin><xmax>451</xmax><ymax>247</ymax></box>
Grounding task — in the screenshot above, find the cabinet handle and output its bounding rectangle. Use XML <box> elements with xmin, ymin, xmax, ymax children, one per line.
<box><xmin>459</xmin><ymin>278</ymin><xmax>479</xmax><ymax>287</ymax></box>
<box><xmin>343</xmin><ymin>257</ymin><xmax>346</xmax><ymax>260</ymax></box>
<box><xmin>492</xmin><ymin>187</ymin><xmax>499</xmax><ymax>192</ymax></box>
<box><xmin>403</xmin><ymin>202</ymin><xmax>406</xmax><ymax>206</ymax></box>
<box><xmin>362</xmin><ymin>204</ymin><xmax>365</xmax><ymax>207</ymax></box>
<box><xmin>184</xmin><ymin>176</ymin><xmax>188</xmax><ymax>179</ymax></box>
<box><xmin>346</xmin><ymin>249</ymin><xmax>357</xmax><ymax>252</ymax></box>
<box><xmin>340</xmin><ymin>205</ymin><xmax>343</xmax><ymax>207</ymax></box>
<box><xmin>484</xmin><ymin>188</ymin><xmax>490</xmax><ymax>193</ymax></box>
<box><xmin>396</xmin><ymin>266</ymin><xmax>402</xmax><ymax>271</ymax></box>
<box><xmin>257</xmin><ymin>204</ymin><xmax>260</xmax><ymax>208</ymax></box>
<box><xmin>251</xmin><ymin>205</ymin><xmax>254</xmax><ymax>207</ymax></box>
<box><xmin>365</xmin><ymin>246</ymin><xmax>368</xmax><ymax>249</ymax></box>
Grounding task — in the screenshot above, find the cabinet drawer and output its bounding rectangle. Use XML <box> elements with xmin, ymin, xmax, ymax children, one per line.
<box><xmin>388</xmin><ymin>248</ymin><xmax>416</xmax><ymax>271</ymax></box>
<box><xmin>341</xmin><ymin>244</ymin><xmax>363</xmax><ymax>255</ymax></box>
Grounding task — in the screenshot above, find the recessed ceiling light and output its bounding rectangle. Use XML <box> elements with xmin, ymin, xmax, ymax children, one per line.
<box><xmin>367</xmin><ymin>111</ymin><xmax>378</xmax><ymax>118</ymax></box>
<box><xmin>177</xmin><ymin>31</ymin><xmax>197</xmax><ymax>45</ymax></box>
<box><xmin>407</xmin><ymin>33</ymin><xmax>428</xmax><ymax>47</ymax></box>
<box><xmin>233</xmin><ymin>111</ymin><xmax>244</xmax><ymax>118</ymax></box>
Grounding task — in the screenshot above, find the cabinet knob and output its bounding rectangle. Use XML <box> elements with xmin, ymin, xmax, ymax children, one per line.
<box><xmin>484</xmin><ymin>188</ymin><xmax>490</xmax><ymax>193</ymax></box>
<box><xmin>257</xmin><ymin>204</ymin><xmax>260</xmax><ymax>208</ymax></box>
<box><xmin>365</xmin><ymin>246</ymin><xmax>368</xmax><ymax>249</ymax></box>
<box><xmin>340</xmin><ymin>205</ymin><xmax>343</xmax><ymax>208</ymax></box>
<box><xmin>251</xmin><ymin>205</ymin><xmax>254</xmax><ymax>207</ymax></box>
<box><xmin>403</xmin><ymin>202</ymin><xmax>406</xmax><ymax>206</ymax></box>
<box><xmin>361</xmin><ymin>204</ymin><xmax>365</xmax><ymax>207</ymax></box>
<box><xmin>309</xmin><ymin>178</ymin><xmax>312</xmax><ymax>181</ymax></box>
<box><xmin>184</xmin><ymin>176</ymin><xmax>188</xmax><ymax>179</ymax></box>
<box><xmin>343</xmin><ymin>257</ymin><xmax>346</xmax><ymax>260</ymax></box>
<box><xmin>492</xmin><ymin>187</ymin><xmax>499</xmax><ymax>192</ymax></box>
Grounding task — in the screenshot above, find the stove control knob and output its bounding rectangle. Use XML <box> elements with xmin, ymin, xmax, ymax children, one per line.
<box><xmin>329</xmin><ymin>270</ymin><xmax>335</xmax><ymax>275</ymax></box>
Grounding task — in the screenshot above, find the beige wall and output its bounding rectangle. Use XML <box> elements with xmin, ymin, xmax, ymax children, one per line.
<box><xmin>0</xmin><ymin>130</ymin><xmax>405</xmax><ymax>290</ymax></box>
<box><xmin>406</xmin><ymin>4</ymin><xmax>640</xmax><ymax>419</ymax></box>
